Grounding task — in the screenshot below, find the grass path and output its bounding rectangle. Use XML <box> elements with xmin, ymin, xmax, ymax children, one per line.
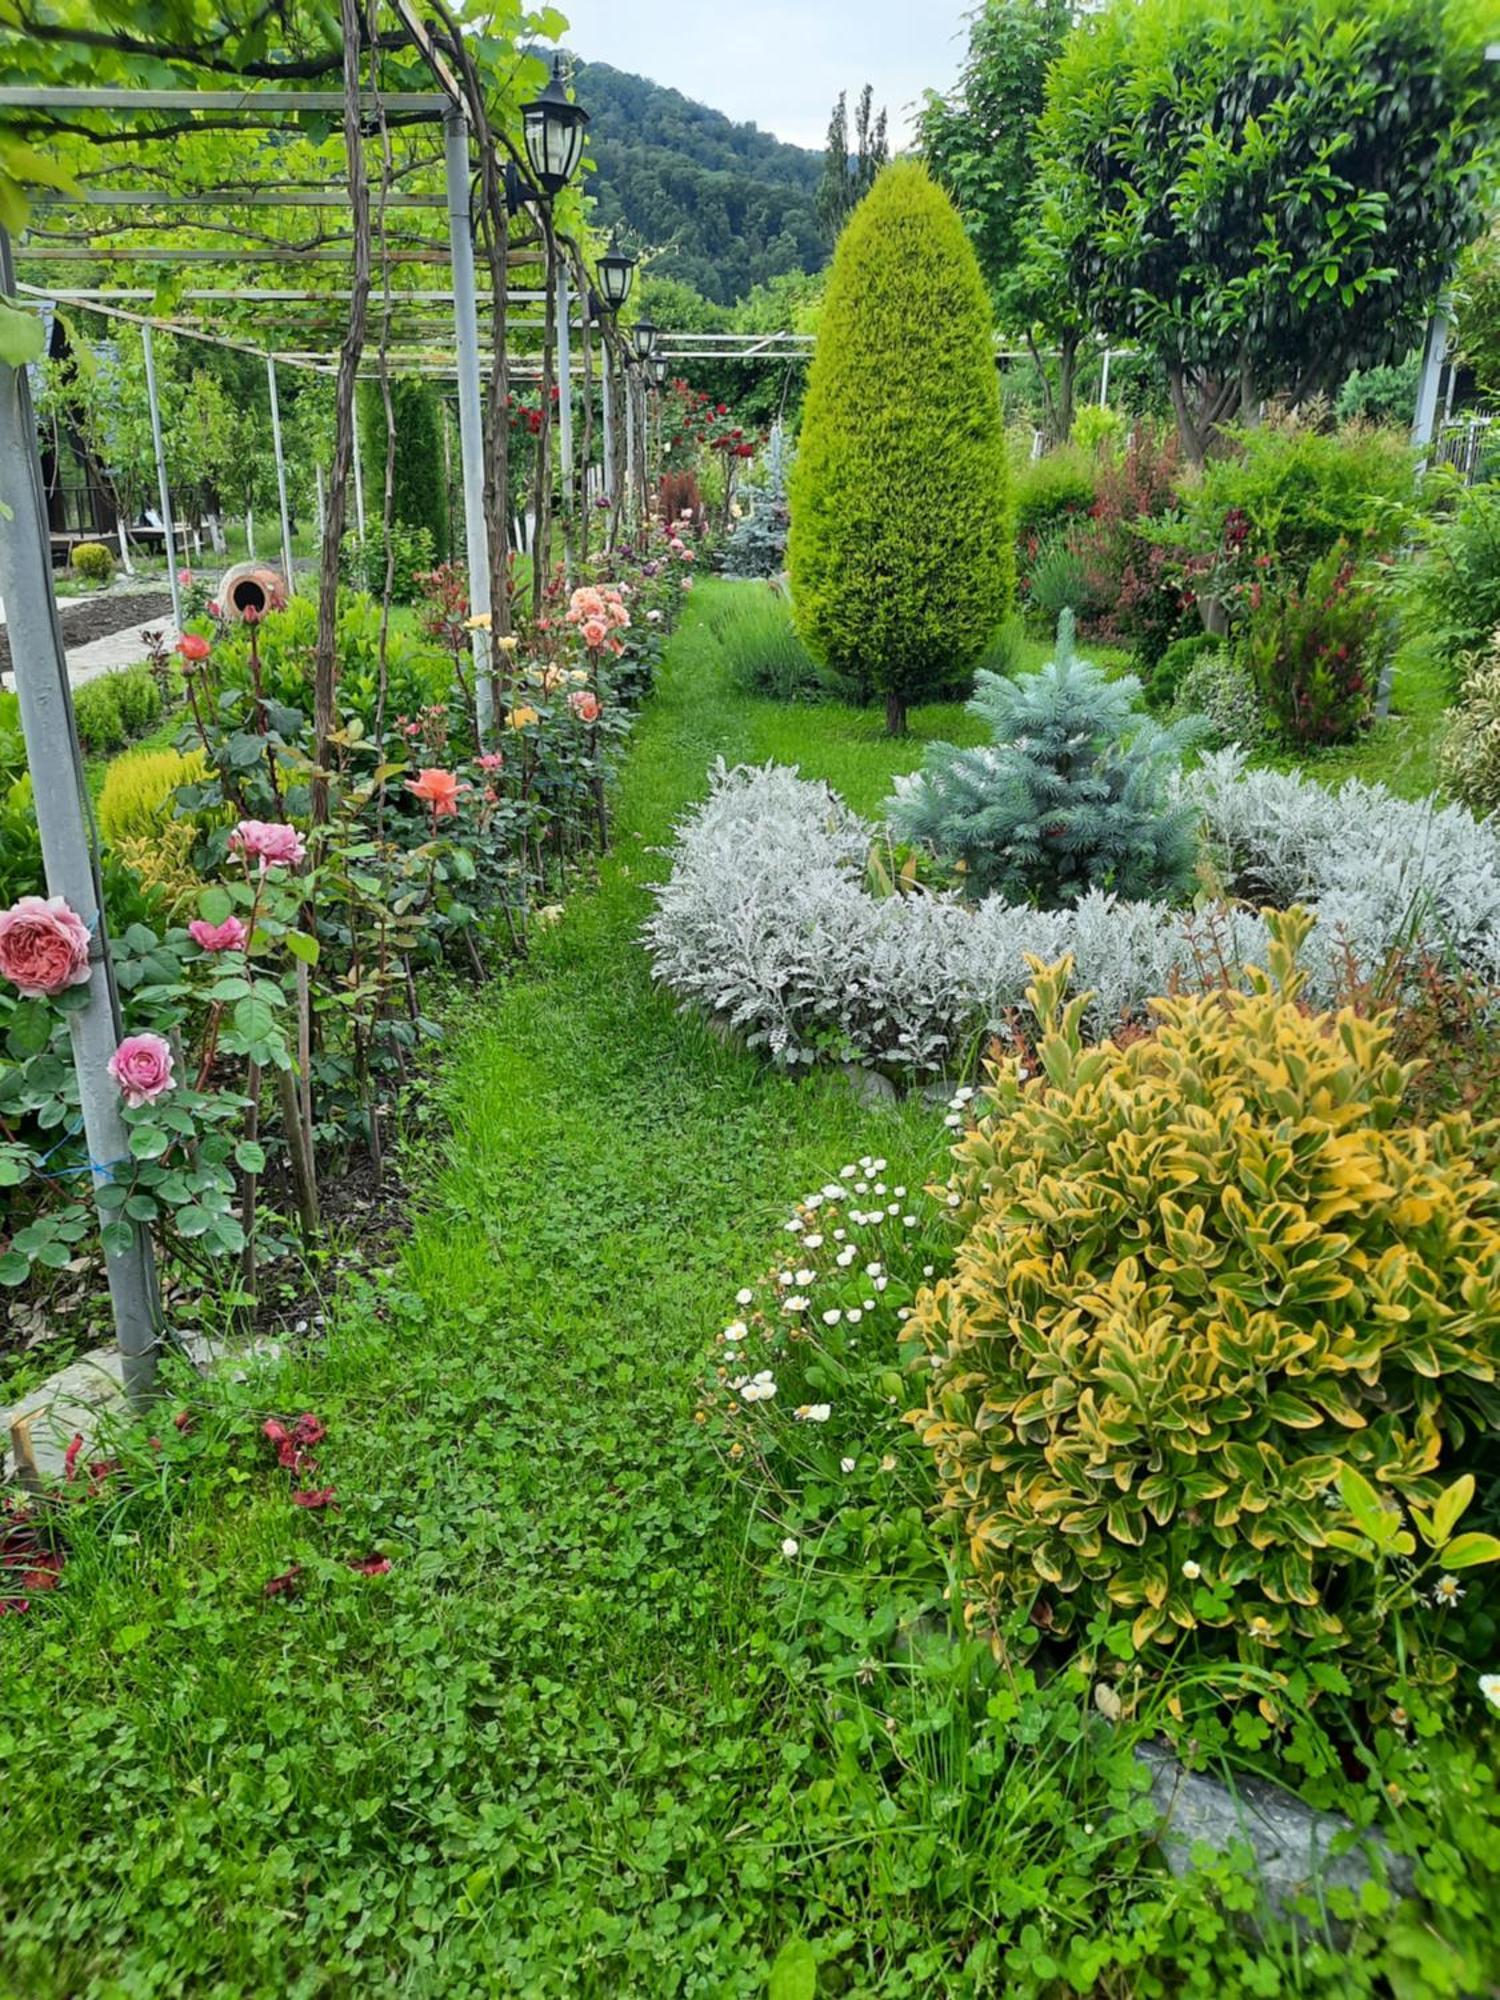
<box><xmin>0</xmin><ymin>588</ymin><xmax>948</xmax><ymax>1998</ymax></box>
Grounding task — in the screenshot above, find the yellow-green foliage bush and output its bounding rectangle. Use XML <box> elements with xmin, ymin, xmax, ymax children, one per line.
<box><xmin>98</xmin><ymin>747</ymin><xmax>207</xmax><ymax>914</ymax></box>
<box><xmin>71</xmin><ymin>540</ymin><xmax>115</xmax><ymax>584</ymax></box>
<box><xmin>788</xmin><ymin>161</ymin><xmax>1013</xmax><ymax>734</ymax></box>
<box><xmin>1440</xmin><ymin>631</ymin><xmax>1500</xmax><ymax>817</ymax></box>
<box><xmin>909</xmin><ymin>912</ymin><xmax>1500</xmax><ymax>1683</ymax></box>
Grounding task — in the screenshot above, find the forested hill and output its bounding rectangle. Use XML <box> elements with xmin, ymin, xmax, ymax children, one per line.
<box><xmin>571</xmin><ymin>58</ymin><xmax>827</xmax><ymax>305</ymax></box>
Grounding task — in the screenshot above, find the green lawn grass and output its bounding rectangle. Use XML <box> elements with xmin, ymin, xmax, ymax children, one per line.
<box><xmin>0</xmin><ymin>585</ymin><xmax>968</xmax><ymax>1996</ymax></box>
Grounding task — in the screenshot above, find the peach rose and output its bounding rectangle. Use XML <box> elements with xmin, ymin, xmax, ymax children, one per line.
<box><xmin>0</xmin><ymin>895</ymin><xmax>91</xmax><ymax>999</ymax></box>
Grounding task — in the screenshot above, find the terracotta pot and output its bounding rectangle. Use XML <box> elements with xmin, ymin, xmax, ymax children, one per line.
<box><xmin>216</xmin><ymin>561</ymin><xmax>288</xmax><ymax>621</ymax></box>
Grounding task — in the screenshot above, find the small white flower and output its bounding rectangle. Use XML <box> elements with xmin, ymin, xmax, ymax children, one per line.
<box><xmin>865</xmin><ymin>1262</ymin><xmax>883</xmax><ymax>1279</ymax></box>
<box><xmin>846</xmin><ymin>1308</ymin><xmax>863</xmax><ymax>1324</ymax></box>
<box><xmin>922</xmin><ymin>1265</ymin><xmax>934</xmax><ymax>1278</ymax></box>
<box><xmin>840</xmin><ymin>1164</ymin><xmax>857</xmax><ymax>1179</ymax></box>
<box><xmin>954</xmin><ymin>1088</ymin><xmax>974</xmax><ymax>1104</ymax></box>
<box><xmin>832</xmin><ymin>1228</ymin><xmax>846</xmax><ymax>1241</ymax></box>
<box><xmin>801</xmin><ymin>1233</ymin><xmax>824</xmax><ymax>1250</ymax></box>
<box><xmin>821</xmin><ymin>1184</ymin><xmax>845</xmax><ymax>1202</ymax></box>
<box><xmin>872</xmin><ymin>1158</ymin><xmax>887</xmax><ymax>1172</ymax></box>
<box><xmin>874</xmin><ymin>1275</ymin><xmax>888</xmax><ymax>1292</ymax></box>
<box><xmin>795</xmin><ymin>1268</ymin><xmax>816</xmax><ymax>1286</ymax></box>
<box><xmin>887</xmin><ymin>1203</ymin><xmax>901</xmax><ymax>1217</ymax></box>
<box><xmin>803</xmin><ymin>1193</ymin><xmax>823</xmax><ymax>1211</ymax></box>
<box><xmin>863</xmin><ymin>1299</ymin><xmax>876</xmax><ymax>1312</ymax></box>
<box><xmin>1433</xmin><ymin>1574</ymin><xmax>1465</xmax><ymax>1608</ymax></box>
<box><xmin>947</xmin><ymin>1192</ymin><xmax>961</xmax><ymax>1209</ymax></box>
<box><xmin>903</xmin><ymin>1215</ymin><xmax>916</xmax><ymax>1228</ymax></box>
<box><xmin>840</xmin><ymin>1456</ymin><xmax>856</xmax><ymax>1474</ymax></box>
<box><xmin>1181</xmin><ymin>1560</ymin><xmax>1201</xmax><ymax>1581</ymax></box>
<box><xmin>739</xmin><ymin>1369</ymin><xmax>777</xmax><ymax>1403</ymax></box>
<box><xmin>898</xmin><ymin>1307</ymin><xmax>911</xmax><ymax>1320</ymax></box>
<box><xmin>796</xmin><ymin>1403</ymin><xmax>831</xmax><ymax>1423</ymax></box>
<box><xmin>781</xmin><ymin>1537</ymin><xmax>800</xmax><ymax>1558</ymax></box>
<box><xmin>777</xmin><ymin>1271</ymin><xmax>792</xmax><ymax>1287</ymax></box>
<box><xmin>894</xmin><ymin>1186</ymin><xmax>907</xmax><ymax>1199</ymax></box>
<box><xmin>1480</xmin><ymin>1672</ymin><xmax>1500</xmax><ymax>1715</ymax></box>
<box><xmin>724</xmin><ymin>1321</ymin><xmax>748</xmax><ymax>1343</ymax></box>
<box><xmin>783</xmin><ymin>1219</ymin><xmax>802</xmax><ymax>1233</ymax></box>
<box><xmin>874</xmin><ymin>1182</ymin><xmax>888</xmax><ymax>1196</ymax></box>
<box><xmin>836</xmin><ymin>1246</ymin><xmax>857</xmax><ymax>1267</ymax></box>
<box><xmin>855</xmin><ymin>1181</ymin><xmax>869</xmax><ymax>1194</ymax></box>
<box><xmin>859</xmin><ymin>1156</ymin><xmax>873</xmax><ymax>1170</ymax></box>
<box><xmin>735</xmin><ymin>1288</ymin><xmax>755</xmax><ymax>1306</ymax></box>
<box><xmin>822</xmin><ymin>1308</ymin><xmax>842</xmax><ymax>1326</ymax></box>
<box><xmin>944</xmin><ymin>1114</ymin><xmax>962</xmax><ymax>1129</ymax></box>
<box><xmin>783</xmin><ymin>1295</ymin><xmax>809</xmax><ymax>1314</ymax></box>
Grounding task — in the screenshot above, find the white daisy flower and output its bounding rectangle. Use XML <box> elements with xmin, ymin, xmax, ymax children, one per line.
<box><xmin>783</xmin><ymin>1295</ymin><xmax>809</xmax><ymax>1314</ymax></box>
<box><xmin>801</xmin><ymin>1233</ymin><xmax>824</xmax><ymax>1250</ymax></box>
<box><xmin>836</xmin><ymin>1246</ymin><xmax>856</xmax><ymax>1267</ymax></box>
<box><xmin>821</xmin><ymin>1184</ymin><xmax>845</xmax><ymax>1202</ymax></box>
<box><xmin>840</xmin><ymin>1164</ymin><xmax>857</xmax><ymax>1179</ymax></box>
<box><xmin>724</xmin><ymin>1321</ymin><xmax>748</xmax><ymax>1343</ymax></box>
<box><xmin>865</xmin><ymin>1262</ymin><xmax>883</xmax><ymax>1279</ymax></box>
<box><xmin>822</xmin><ymin>1308</ymin><xmax>842</xmax><ymax>1326</ymax></box>
<box><xmin>922</xmin><ymin>1265</ymin><xmax>935</xmax><ymax>1277</ymax></box>
<box><xmin>944</xmin><ymin>1115</ymin><xmax>962</xmax><ymax>1129</ymax></box>
<box><xmin>736</xmin><ymin>1288</ymin><xmax>755</xmax><ymax>1306</ymax></box>
<box><xmin>1480</xmin><ymin>1673</ymin><xmax>1500</xmax><ymax>1714</ymax></box>
<box><xmin>794</xmin><ymin>1268</ymin><xmax>816</xmax><ymax>1286</ymax></box>
<box><xmin>840</xmin><ymin>1457</ymin><xmax>856</xmax><ymax>1474</ymax></box>
<box><xmin>846</xmin><ymin>1308</ymin><xmax>863</xmax><ymax>1324</ymax></box>
<box><xmin>781</xmin><ymin>1537</ymin><xmax>800</xmax><ymax>1558</ymax></box>
<box><xmin>795</xmin><ymin>1403</ymin><xmax>831</xmax><ymax>1423</ymax></box>
<box><xmin>1181</xmin><ymin>1560</ymin><xmax>1201</xmax><ymax>1581</ymax></box>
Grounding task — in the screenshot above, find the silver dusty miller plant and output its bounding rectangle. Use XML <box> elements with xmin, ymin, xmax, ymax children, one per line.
<box><xmin>644</xmin><ymin>753</ymin><xmax>1500</xmax><ymax>1074</ymax></box>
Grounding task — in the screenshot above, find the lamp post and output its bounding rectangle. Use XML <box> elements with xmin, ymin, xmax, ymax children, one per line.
<box><xmin>518</xmin><ymin>53</ymin><xmax>589</xmax><ymax>607</ymax></box>
<box><xmin>631</xmin><ymin>316</ymin><xmax>659</xmax><ymax>365</ymax></box>
<box><xmin>596</xmin><ymin>231</ymin><xmax>636</xmax><ymax>314</ymax></box>
<box><xmin>521</xmin><ymin>53</ymin><xmax>589</xmax><ymax>197</ymax></box>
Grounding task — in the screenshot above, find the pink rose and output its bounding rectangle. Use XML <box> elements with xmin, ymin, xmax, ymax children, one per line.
<box><xmin>187</xmin><ymin>915</ymin><xmax>248</xmax><ymax>953</ymax></box>
<box><xmin>108</xmin><ymin>1032</ymin><xmax>175</xmax><ymax>1109</ymax></box>
<box><xmin>581</xmin><ymin>617</ymin><xmax>609</xmax><ymax>650</ymax></box>
<box><xmin>0</xmin><ymin>895</ymin><xmax>92</xmax><ymax>999</ymax></box>
<box><xmin>229</xmin><ymin>820</ymin><xmax>306</xmax><ymax>871</ymax></box>
<box><xmin>568</xmin><ymin>689</ymin><xmax>602</xmax><ymax>724</ymax></box>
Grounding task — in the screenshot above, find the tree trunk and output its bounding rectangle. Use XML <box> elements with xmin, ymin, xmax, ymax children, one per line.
<box><xmin>311</xmin><ymin>0</ymin><xmax>372</xmax><ymax>822</ymax></box>
<box><xmin>884</xmin><ymin>689</ymin><xmax>907</xmax><ymax>737</ymax></box>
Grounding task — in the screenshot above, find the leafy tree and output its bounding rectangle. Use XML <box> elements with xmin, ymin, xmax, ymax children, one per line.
<box><xmin>1032</xmin><ymin>0</ymin><xmax>1498</xmax><ymax>464</ymax></box>
<box><xmin>815</xmin><ymin>85</ymin><xmax>888</xmax><ymax>244</ymax></box>
<box><xmin>1456</xmin><ymin>225</ymin><xmax>1500</xmax><ymax>398</ymax></box>
<box><xmin>789</xmin><ymin>161</ymin><xmax>1013</xmax><ymax>735</ymax></box>
<box><xmin>919</xmin><ymin>0</ymin><xmax>1080</xmax><ymax>436</ymax></box>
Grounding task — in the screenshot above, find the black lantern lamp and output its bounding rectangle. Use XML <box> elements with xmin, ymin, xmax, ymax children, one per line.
<box><xmin>631</xmin><ymin>317</ymin><xmax>659</xmax><ymax>363</ymax></box>
<box><xmin>522</xmin><ymin>54</ymin><xmax>588</xmax><ymax>197</ymax></box>
<box><xmin>648</xmin><ymin>352</ymin><xmax>670</xmax><ymax>389</ymax></box>
<box><xmin>596</xmin><ymin>231</ymin><xmax>636</xmax><ymax>312</ymax></box>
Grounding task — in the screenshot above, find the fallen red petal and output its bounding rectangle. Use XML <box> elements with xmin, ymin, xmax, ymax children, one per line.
<box><xmin>289</xmin><ymin>1487</ymin><xmax>336</xmax><ymax>1509</ymax></box>
<box><xmin>347</xmin><ymin>1554</ymin><xmax>391</xmax><ymax>1575</ymax></box>
<box><xmin>262</xmin><ymin>1566</ymin><xmax>303</xmax><ymax>1598</ymax></box>
<box><xmin>62</xmin><ymin>1433</ymin><xmax>84</xmax><ymax>1483</ymax></box>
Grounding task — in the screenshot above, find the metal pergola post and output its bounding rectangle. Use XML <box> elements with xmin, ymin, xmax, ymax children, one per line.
<box><xmin>140</xmin><ymin>323</ymin><xmax>182</xmax><ymax>631</ymax></box>
<box><xmin>265</xmin><ymin>354</ymin><xmax>296</xmax><ymax>590</ymax></box>
<box><xmin>1098</xmin><ymin>348</ymin><xmax>1112</xmax><ymax>408</ymax></box>
<box><xmin>1413</xmin><ymin>311</ymin><xmax>1450</xmax><ymax>460</ymax></box>
<box><xmin>443</xmin><ymin>107</ymin><xmax>493</xmax><ymax>736</ymax></box>
<box><xmin>624</xmin><ymin>361</ymin><xmax>638</xmax><ymax>526</ymax></box>
<box><xmin>0</xmin><ymin>232</ymin><xmax>162</xmax><ymax>1403</ymax></box>
<box><xmin>352</xmin><ymin>409</ymin><xmax>367</xmax><ymax>541</ymax></box>
<box><xmin>602</xmin><ymin>340</ymin><xmax>614</xmax><ymax>497</ymax></box>
<box><xmin>556</xmin><ymin>263</ymin><xmax>573</xmax><ymax>515</ymax></box>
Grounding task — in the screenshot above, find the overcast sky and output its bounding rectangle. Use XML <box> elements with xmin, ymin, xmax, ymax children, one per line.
<box><xmin>555</xmin><ymin>0</ymin><xmax>974</xmax><ymax>151</ymax></box>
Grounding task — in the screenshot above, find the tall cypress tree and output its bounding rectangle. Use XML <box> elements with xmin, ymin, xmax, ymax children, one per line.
<box><xmin>789</xmin><ymin>160</ymin><xmax>1013</xmax><ymax>734</ymax></box>
<box><xmin>358</xmin><ymin>378</ymin><xmax>450</xmax><ymax>563</ymax></box>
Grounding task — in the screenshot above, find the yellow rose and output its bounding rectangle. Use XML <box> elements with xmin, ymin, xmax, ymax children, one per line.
<box><xmin>464</xmin><ymin>611</ymin><xmax>492</xmax><ymax>632</ymax></box>
<box><xmin>508</xmin><ymin>704</ymin><xmax>540</xmax><ymax>729</ymax></box>
<box><xmin>497</xmin><ymin>634</ymin><xmax>520</xmax><ymax>654</ymax></box>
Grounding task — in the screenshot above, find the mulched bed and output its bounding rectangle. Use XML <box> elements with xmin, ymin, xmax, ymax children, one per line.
<box><xmin>0</xmin><ymin>589</ymin><xmax>174</xmax><ymax>675</ymax></box>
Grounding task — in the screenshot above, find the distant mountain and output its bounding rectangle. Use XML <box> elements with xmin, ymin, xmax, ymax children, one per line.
<box><xmin>571</xmin><ymin>58</ymin><xmax>828</xmax><ymax>306</ymax></box>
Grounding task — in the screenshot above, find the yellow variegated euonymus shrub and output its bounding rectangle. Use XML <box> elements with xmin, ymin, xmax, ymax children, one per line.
<box><xmin>908</xmin><ymin>910</ymin><xmax>1500</xmax><ymax>1677</ymax></box>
